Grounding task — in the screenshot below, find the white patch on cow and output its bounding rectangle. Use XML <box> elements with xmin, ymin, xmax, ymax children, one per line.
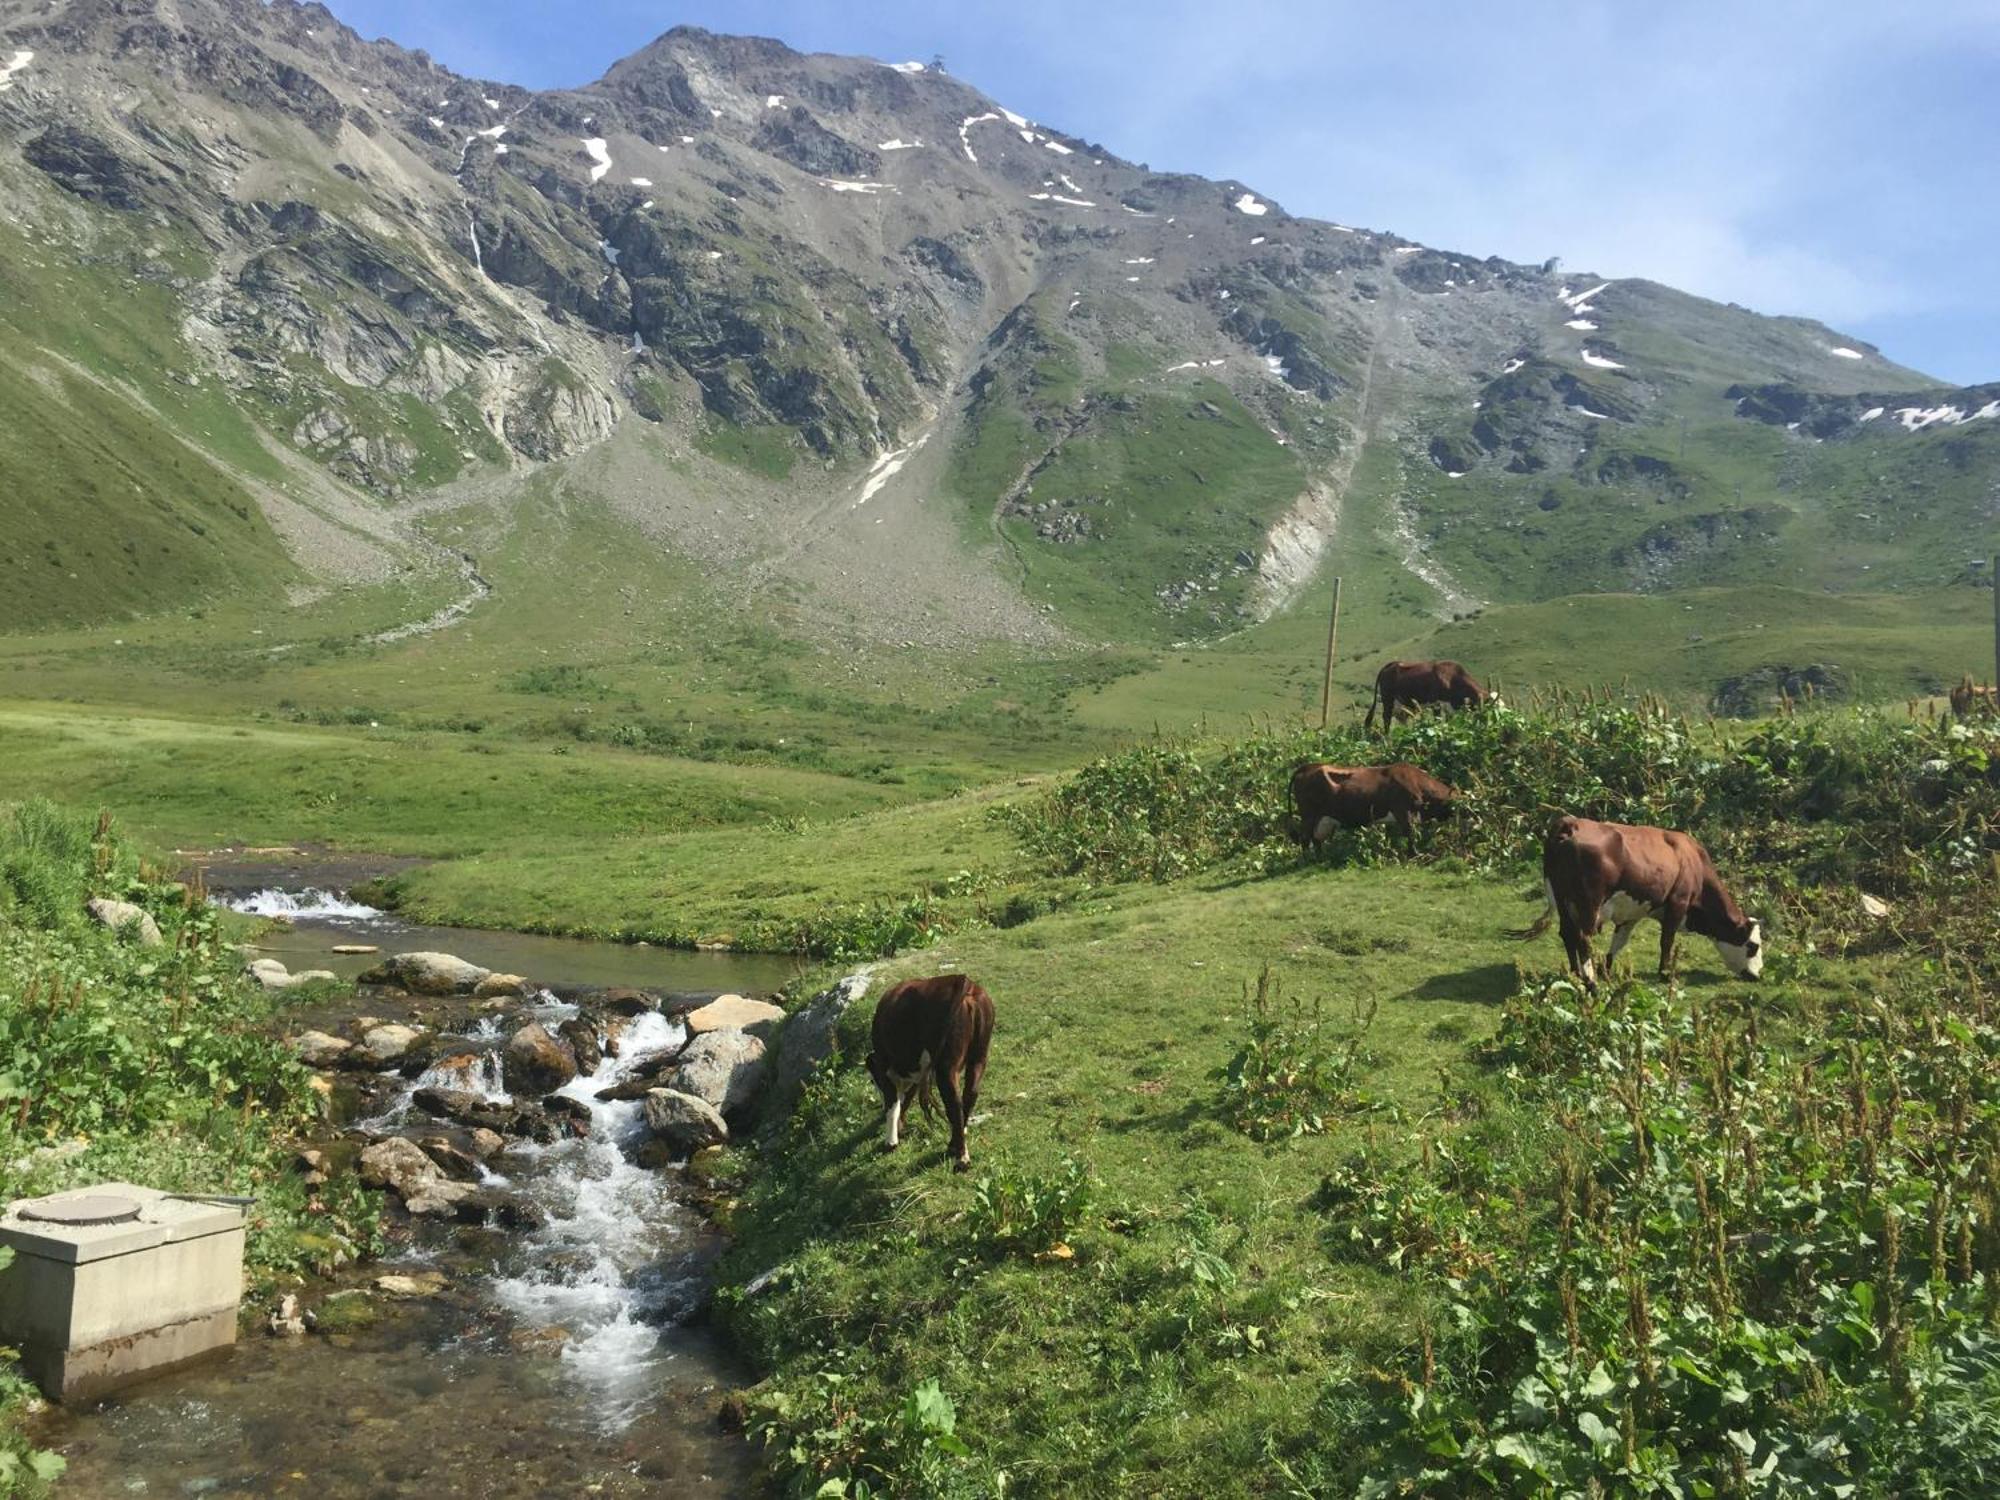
<box><xmin>1714</xmin><ymin>917</ymin><xmax>1764</xmax><ymax>979</ymax></box>
<box><xmin>884</xmin><ymin>1094</ymin><xmax>904</xmax><ymax>1149</ymax></box>
<box><xmin>1600</xmin><ymin>893</ymin><xmax>1654</xmax><ymax>928</ymax></box>
<box><xmin>1312</xmin><ymin>815</ymin><xmax>1336</xmax><ymax>845</ymax></box>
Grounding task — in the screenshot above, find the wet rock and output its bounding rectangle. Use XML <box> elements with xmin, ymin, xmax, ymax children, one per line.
<box><xmin>292</xmin><ymin>1030</ymin><xmax>353</xmax><ymax>1068</ymax></box>
<box><xmin>643</xmin><ymin>1088</ymin><xmax>729</xmax><ymax>1154</ymax></box>
<box><xmin>374</xmin><ymin>1270</ymin><xmax>449</xmax><ymax>1298</ymax></box>
<box><xmin>772</xmin><ymin>973</ymin><xmax>870</xmax><ymax>1106</ymax></box>
<box><xmin>602</xmin><ymin>988</ymin><xmax>661</xmax><ymax>1017</ymax></box>
<box><xmin>473</xmin><ymin>972</ymin><xmax>531</xmax><ymax>1000</ymax></box>
<box><xmin>557</xmin><ymin>1016</ymin><xmax>603</xmax><ymax>1074</ymax></box>
<box><xmin>403</xmin><ymin>1179</ymin><xmax>480</xmax><ymax>1216</ymax></box>
<box><xmin>295</xmin><ymin>1148</ymin><xmax>329</xmax><ymax>1187</ymax></box>
<box><xmin>249</xmin><ymin>958</ymin><xmax>339</xmax><ymax>992</ymax></box>
<box><xmin>267</xmin><ymin>1293</ymin><xmax>307</xmax><ymax>1338</ymax></box>
<box><xmin>309</xmin><ymin>1290</ymin><xmax>380</xmax><ymax>1334</ymax></box>
<box><xmin>543</xmin><ymin>1094</ymin><xmax>593</xmax><ymax>1137</ymax></box>
<box><xmin>665</xmin><ymin>1029</ymin><xmax>768</xmax><ymax>1121</ymax></box>
<box><xmin>359</xmin><ymin>951</ymin><xmax>493</xmax><ymax>996</ymax></box>
<box><xmin>601</xmin><ymin>1015</ymin><xmax>632</xmax><ymax>1057</ymax></box>
<box><xmin>86</xmin><ymin>898</ymin><xmax>162</xmax><ymax>946</ymax></box>
<box><xmin>358</xmin><ymin>1137</ymin><xmax>441</xmax><ymax>1198</ymax></box>
<box><xmin>413</xmin><ymin>1086</ymin><xmax>504</xmax><ymax>1128</ymax></box>
<box><xmin>415</xmin><ymin>1136</ymin><xmax>483</xmax><ymax>1181</ymax></box>
<box><xmin>503</xmin><ymin>1022</ymin><xmax>578</xmax><ymax>1094</ymax></box>
<box><xmin>683</xmin><ymin>994</ymin><xmax>786</xmax><ymax>1040</ymax></box>
<box><xmin>592</xmin><ymin>1051</ymin><xmax>680</xmax><ymax>1102</ymax></box>
<box><xmin>352</xmin><ymin>1022</ymin><xmax>429</xmax><ymax>1068</ymax></box>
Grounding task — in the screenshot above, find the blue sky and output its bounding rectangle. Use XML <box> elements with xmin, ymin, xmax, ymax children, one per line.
<box><xmin>327</xmin><ymin>1</ymin><xmax>1997</xmax><ymax>384</ymax></box>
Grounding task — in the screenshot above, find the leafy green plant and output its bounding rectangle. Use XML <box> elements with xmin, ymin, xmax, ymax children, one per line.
<box><xmin>1336</xmin><ymin>973</ymin><xmax>2000</xmax><ymax>1495</ymax></box>
<box><xmin>1220</xmin><ymin>965</ymin><xmax>1378</xmax><ymax>1140</ymax></box>
<box><xmin>967</xmin><ymin>1154</ymin><xmax>1096</xmax><ymax>1257</ymax></box>
<box><xmin>748</xmin><ymin>1359</ymin><xmax>983</xmax><ymax>1499</ymax></box>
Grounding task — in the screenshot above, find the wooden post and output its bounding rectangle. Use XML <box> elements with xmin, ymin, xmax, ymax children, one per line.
<box><xmin>1992</xmin><ymin>553</ymin><xmax>1999</xmax><ymax>698</ymax></box>
<box><xmin>1320</xmin><ymin>580</ymin><xmax>1352</xmax><ymax>732</ymax></box>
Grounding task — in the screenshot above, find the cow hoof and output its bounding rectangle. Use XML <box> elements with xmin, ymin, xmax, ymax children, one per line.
<box><xmin>952</xmin><ymin>1156</ymin><xmax>971</xmax><ymax>1173</ymax></box>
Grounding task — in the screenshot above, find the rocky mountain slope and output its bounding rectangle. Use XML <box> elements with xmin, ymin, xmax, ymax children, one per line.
<box><xmin>0</xmin><ymin>0</ymin><xmax>1990</xmax><ymax>644</ymax></box>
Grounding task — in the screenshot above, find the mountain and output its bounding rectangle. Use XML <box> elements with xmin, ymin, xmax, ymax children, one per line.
<box><xmin>0</xmin><ymin>0</ymin><xmax>1992</xmax><ymax>668</ymax></box>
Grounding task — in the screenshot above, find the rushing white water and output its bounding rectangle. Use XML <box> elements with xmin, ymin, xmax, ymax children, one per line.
<box><xmin>219</xmin><ymin>887</ymin><xmax>383</xmax><ymax>921</ymax></box>
<box><xmin>489</xmin><ymin>1010</ymin><xmax>699</xmax><ymax>1429</ymax></box>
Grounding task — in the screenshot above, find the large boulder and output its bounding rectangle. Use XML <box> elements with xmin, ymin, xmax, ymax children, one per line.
<box><xmin>473</xmin><ymin>972</ymin><xmax>531</xmax><ymax>1000</ymax></box>
<box><xmin>247</xmin><ymin>957</ymin><xmax>339</xmax><ymax>992</ymax></box>
<box><xmin>557</xmin><ymin>1016</ymin><xmax>603</xmax><ymax>1075</ymax></box>
<box><xmin>292</xmin><ymin>1029</ymin><xmax>353</xmax><ymax>1069</ymax></box>
<box><xmin>643</xmin><ymin>1088</ymin><xmax>729</xmax><ymax>1153</ymax></box>
<box><xmin>358</xmin><ymin>1137</ymin><xmax>442</xmax><ymax>1199</ymax></box>
<box><xmin>359</xmin><ymin>952</ymin><xmax>492</xmax><ymax>996</ymax></box>
<box><xmin>503</xmin><ymin>1023</ymin><xmax>577</xmax><ymax>1095</ymax></box>
<box><xmin>683</xmin><ymin>994</ymin><xmax>786</xmax><ymax>1041</ymax></box>
<box><xmin>87</xmin><ymin>898</ymin><xmax>162</xmax><ymax>947</ymax></box>
<box><xmin>602</xmin><ymin>988</ymin><xmax>660</xmax><ymax>1017</ymax></box>
<box><xmin>665</xmin><ymin>1029</ymin><xmax>768</xmax><ymax>1121</ymax></box>
<box><xmin>771</xmin><ymin>974</ymin><xmax>871</xmax><ymax>1106</ymax></box>
<box><xmin>352</xmin><ymin>1022</ymin><xmax>429</xmax><ymax>1069</ymax></box>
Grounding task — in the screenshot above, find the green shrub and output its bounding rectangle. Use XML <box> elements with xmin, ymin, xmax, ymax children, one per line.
<box><xmin>966</xmin><ymin>1154</ymin><xmax>1096</xmax><ymax>1257</ymax></box>
<box><xmin>1220</xmin><ymin>966</ymin><xmax>1378</xmax><ymax>1141</ymax></box>
<box><xmin>1341</xmin><ymin>974</ymin><xmax>2000</xmax><ymax>1495</ymax></box>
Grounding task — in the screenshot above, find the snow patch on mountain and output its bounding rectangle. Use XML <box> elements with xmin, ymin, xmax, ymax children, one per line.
<box><xmin>0</xmin><ymin>49</ymin><xmax>36</xmax><ymax>92</ymax></box>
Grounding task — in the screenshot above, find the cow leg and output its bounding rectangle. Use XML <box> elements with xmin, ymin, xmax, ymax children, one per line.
<box><xmin>1658</xmin><ymin>908</ymin><xmax>1686</xmax><ymax>981</ymax></box>
<box><xmin>883</xmin><ymin>1086</ymin><xmax>906</xmax><ymax>1150</ymax></box>
<box><xmin>935</xmin><ymin>1068</ymin><xmax>971</xmax><ymax>1171</ymax></box>
<box><xmin>961</xmin><ymin>1053</ymin><xmax>987</xmax><ymax>1123</ymax></box>
<box><xmin>1559</xmin><ymin>918</ymin><xmax>1597</xmax><ymax>993</ymax></box>
<box><xmin>1396</xmin><ymin>808</ymin><xmax>1417</xmax><ymax>848</ymax></box>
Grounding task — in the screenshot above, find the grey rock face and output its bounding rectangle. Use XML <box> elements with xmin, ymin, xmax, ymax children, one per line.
<box><xmin>665</xmin><ymin>1029</ymin><xmax>768</xmax><ymax>1121</ymax></box>
<box><xmin>643</xmin><ymin>1088</ymin><xmax>730</xmax><ymax>1153</ymax></box>
<box><xmin>771</xmin><ymin>973</ymin><xmax>871</xmax><ymax>1107</ymax></box>
<box><xmin>503</xmin><ymin>1022</ymin><xmax>579</xmax><ymax>1095</ymax></box>
<box><xmin>87</xmin><ymin>898</ymin><xmax>163</xmax><ymax>947</ymax></box>
<box><xmin>359</xmin><ymin>952</ymin><xmax>493</xmax><ymax>996</ymax></box>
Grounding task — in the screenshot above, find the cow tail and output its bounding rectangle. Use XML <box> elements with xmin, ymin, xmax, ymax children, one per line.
<box><xmin>1363</xmin><ymin>675</ymin><xmax>1382</xmax><ymax>732</ymax></box>
<box><xmin>1511</xmin><ymin>901</ymin><xmax>1555</xmax><ymax>941</ymax></box>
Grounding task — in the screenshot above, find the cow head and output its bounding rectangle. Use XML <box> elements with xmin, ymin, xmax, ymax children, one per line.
<box><xmin>1712</xmin><ymin>918</ymin><xmax>1764</xmax><ymax>980</ymax></box>
<box><xmin>863</xmin><ymin>1049</ymin><xmax>894</xmax><ymax>1106</ymax></box>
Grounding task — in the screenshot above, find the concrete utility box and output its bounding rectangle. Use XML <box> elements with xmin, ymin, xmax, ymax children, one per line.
<box><xmin>0</xmin><ymin>1184</ymin><xmax>245</xmax><ymax>1401</ymax></box>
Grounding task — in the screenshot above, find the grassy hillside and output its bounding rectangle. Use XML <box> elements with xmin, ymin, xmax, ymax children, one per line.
<box><xmin>719</xmin><ymin>700</ymin><xmax>2000</xmax><ymax>1496</ymax></box>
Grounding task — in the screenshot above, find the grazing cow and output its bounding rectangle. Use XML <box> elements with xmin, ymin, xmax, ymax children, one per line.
<box><xmin>1364</xmin><ymin>660</ymin><xmax>1488</xmax><ymax>732</ymax></box>
<box><xmin>1950</xmin><ymin>675</ymin><xmax>1997</xmax><ymax>719</ymax></box>
<box><xmin>1523</xmin><ymin>816</ymin><xmax>1763</xmax><ymax>991</ymax></box>
<box><xmin>866</xmin><ymin>973</ymin><xmax>994</xmax><ymax>1172</ymax></box>
<box><xmin>1289</xmin><ymin>761</ymin><xmax>1456</xmax><ymax>847</ymax></box>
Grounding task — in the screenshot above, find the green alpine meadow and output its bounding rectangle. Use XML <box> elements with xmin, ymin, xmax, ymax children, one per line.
<box><xmin>0</xmin><ymin>1</ymin><xmax>1995</xmax><ymax>1495</ymax></box>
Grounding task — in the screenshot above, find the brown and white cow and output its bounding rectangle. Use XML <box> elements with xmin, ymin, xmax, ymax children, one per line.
<box><xmin>866</xmin><ymin>973</ymin><xmax>994</xmax><ymax>1171</ymax></box>
<box><xmin>1364</xmin><ymin>660</ymin><xmax>1489</xmax><ymax>732</ymax></box>
<box><xmin>1289</xmin><ymin>761</ymin><xmax>1456</xmax><ymax>848</ymax></box>
<box><xmin>1950</xmin><ymin>675</ymin><xmax>1997</xmax><ymax>719</ymax></box>
<box><xmin>1524</xmin><ymin>815</ymin><xmax>1763</xmax><ymax>991</ymax></box>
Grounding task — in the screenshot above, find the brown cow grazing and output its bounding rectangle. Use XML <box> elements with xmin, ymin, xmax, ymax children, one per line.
<box><xmin>1950</xmin><ymin>675</ymin><xmax>1997</xmax><ymax>719</ymax></box>
<box><xmin>1364</xmin><ymin>660</ymin><xmax>1489</xmax><ymax>732</ymax></box>
<box><xmin>1290</xmin><ymin>761</ymin><xmax>1456</xmax><ymax>848</ymax></box>
<box><xmin>866</xmin><ymin>973</ymin><xmax>994</xmax><ymax>1172</ymax></box>
<box><xmin>1523</xmin><ymin>816</ymin><xmax>1763</xmax><ymax>991</ymax></box>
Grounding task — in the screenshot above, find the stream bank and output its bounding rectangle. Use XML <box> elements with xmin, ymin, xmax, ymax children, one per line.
<box><xmin>32</xmin><ymin>874</ymin><xmax>806</xmax><ymax>1498</ymax></box>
